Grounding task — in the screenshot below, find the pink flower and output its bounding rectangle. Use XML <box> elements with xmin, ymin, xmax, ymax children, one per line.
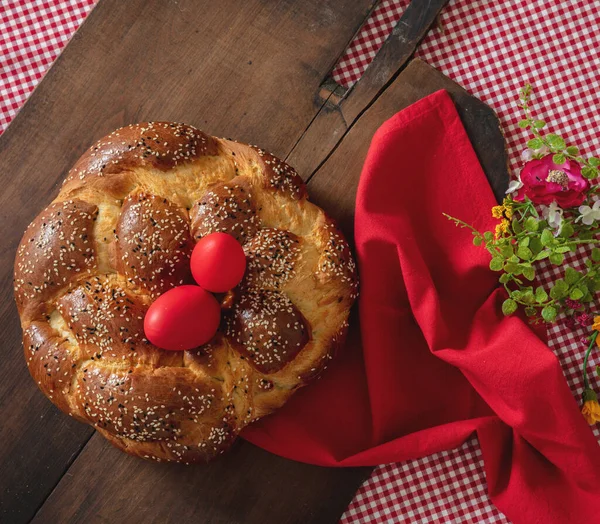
<box><xmin>565</xmin><ymin>316</ymin><xmax>577</xmax><ymax>331</ymax></box>
<box><xmin>575</xmin><ymin>312</ymin><xmax>592</xmax><ymax>327</ymax></box>
<box><xmin>515</xmin><ymin>155</ymin><xmax>588</xmax><ymax>207</ymax></box>
<box><xmin>566</xmin><ymin>298</ymin><xmax>582</xmax><ymax>310</ymax></box>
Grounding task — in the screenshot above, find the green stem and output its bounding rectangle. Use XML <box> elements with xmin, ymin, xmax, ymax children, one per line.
<box><xmin>583</xmin><ymin>331</ymin><xmax>598</xmax><ymax>390</ymax></box>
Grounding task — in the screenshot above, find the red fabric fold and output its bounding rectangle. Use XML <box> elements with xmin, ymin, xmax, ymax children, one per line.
<box><xmin>243</xmin><ymin>90</ymin><xmax>600</xmax><ymax>523</ymax></box>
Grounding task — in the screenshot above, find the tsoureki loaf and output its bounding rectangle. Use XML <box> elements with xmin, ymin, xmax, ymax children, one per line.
<box><xmin>14</xmin><ymin>122</ymin><xmax>358</xmax><ymax>463</ymax></box>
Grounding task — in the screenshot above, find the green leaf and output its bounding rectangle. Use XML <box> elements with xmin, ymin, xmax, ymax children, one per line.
<box><xmin>552</xmin><ymin>153</ymin><xmax>566</xmax><ymax>165</ymax></box>
<box><xmin>533</xmin><ymin>120</ymin><xmax>546</xmax><ymax>129</ymax></box>
<box><xmin>550</xmin><ymin>279</ymin><xmax>568</xmax><ymax>299</ymax></box>
<box><xmin>582</xmin><ymin>166</ymin><xmax>599</xmax><ymax>179</ymax></box>
<box><xmin>537</xmin><ymin>250</ymin><xmax>551</xmax><ymax>260</ymax></box>
<box><xmin>490</xmin><ymin>258</ymin><xmax>504</xmax><ymax>271</ymax></box>
<box><xmin>527</xmin><ymin>138</ymin><xmax>543</xmax><ymax>150</ymax></box>
<box><xmin>585</xmin><ymin>259</ymin><xmax>594</xmax><ymax>269</ymax></box>
<box><xmin>549</xmin><ymin>252</ymin><xmax>564</xmax><ymax>265</ymax></box>
<box><xmin>518</xmin><ymin>237</ymin><xmax>530</xmax><ymax>248</ymax></box>
<box><xmin>569</xmin><ymin>288</ymin><xmax>584</xmax><ymax>300</ymax></box>
<box><xmin>592</xmin><ymin>248</ymin><xmax>600</xmax><ymax>262</ymax></box>
<box><xmin>529</xmin><ymin>237</ymin><xmax>543</xmax><ymax>255</ymax></box>
<box><xmin>555</xmin><ymin>246</ymin><xmax>571</xmax><ymax>253</ymax></box>
<box><xmin>580</xmin><ymin>231</ymin><xmax>595</xmax><ymax>241</ymax></box>
<box><xmin>502</xmin><ymin>299</ymin><xmax>518</xmax><ymax>316</ymax></box>
<box><xmin>541</xmin><ymin>229</ymin><xmax>554</xmax><ymax>246</ymax></box>
<box><xmin>517</xmin><ymin>246</ymin><xmax>533</xmax><ymax>260</ymax></box>
<box><xmin>504</xmin><ymin>261</ymin><xmax>519</xmax><ymax>273</ymax></box>
<box><xmin>559</xmin><ymin>222</ymin><xmax>575</xmax><ymax>238</ymax></box>
<box><xmin>566</xmin><ymin>146</ymin><xmax>579</xmax><ymax>155</ymax></box>
<box><xmin>588</xmin><ymin>157</ymin><xmax>600</xmax><ymax>167</ymax></box>
<box><xmin>546</xmin><ymin>134</ymin><xmax>566</xmax><ymax>150</ymax></box>
<box><xmin>565</xmin><ymin>267</ymin><xmax>580</xmax><ymax>285</ymax></box>
<box><xmin>525</xmin><ymin>307</ymin><xmax>537</xmax><ymax>317</ymax></box>
<box><xmin>473</xmin><ymin>236</ymin><xmax>483</xmax><ymax>246</ymax></box>
<box><xmin>484</xmin><ymin>231</ymin><xmax>494</xmax><ymax>242</ymax></box>
<box><xmin>535</xmin><ymin>287</ymin><xmax>548</xmax><ymax>303</ymax></box>
<box><xmin>512</xmin><ymin>219</ymin><xmax>522</xmax><ymax>234</ymax></box>
<box><xmin>499</xmin><ymin>273</ymin><xmax>510</xmax><ymax>284</ymax></box>
<box><xmin>597</xmin><ymin>365</ymin><xmax>600</xmax><ymax>378</ymax></box>
<box><xmin>522</xmin><ymin>266</ymin><xmax>535</xmax><ymax>281</ymax></box>
<box><xmin>499</xmin><ymin>245</ymin><xmax>513</xmax><ymax>258</ymax></box>
<box><xmin>518</xmin><ymin>119</ymin><xmax>530</xmax><ymax>128</ymax></box>
<box><xmin>541</xmin><ymin>305</ymin><xmax>558</xmax><ymax>322</ymax></box>
<box><xmin>521</xmin><ymin>289</ymin><xmax>535</xmax><ymax>303</ymax></box>
<box><xmin>524</xmin><ymin>217</ymin><xmax>539</xmax><ymax>232</ymax></box>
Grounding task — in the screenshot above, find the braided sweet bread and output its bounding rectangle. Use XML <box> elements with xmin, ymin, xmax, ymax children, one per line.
<box><xmin>14</xmin><ymin>123</ymin><xmax>358</xmax><ymax>463</ymax></box>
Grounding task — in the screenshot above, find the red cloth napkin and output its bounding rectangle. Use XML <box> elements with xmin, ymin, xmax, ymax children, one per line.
<box><xmin>242</xmin><ymin>90</ymin><xmax>600</xmax><ymax>523</ymax></box>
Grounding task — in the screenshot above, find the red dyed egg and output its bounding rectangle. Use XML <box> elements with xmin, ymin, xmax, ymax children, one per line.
<box><xmin>191</xmin><ymin>232</ymin><xmax>247</xmax><ymax>293</ymax></box>
<box><xmin>144</xmin><ymin>285</ymin><xmax>221</xmax><ymax>351</ymax></box>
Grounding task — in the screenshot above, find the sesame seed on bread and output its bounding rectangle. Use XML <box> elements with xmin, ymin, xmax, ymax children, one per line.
<box><xmin>14</xmin><ymin>122</ymin><xmax>358</xmax><ymax>463</ymax></box>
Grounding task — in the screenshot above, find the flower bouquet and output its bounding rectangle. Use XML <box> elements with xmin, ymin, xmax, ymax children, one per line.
<box><xmin>447</xmin><ymin>85</ymin><xmax>600</xmax><ymax>424</ymax></box>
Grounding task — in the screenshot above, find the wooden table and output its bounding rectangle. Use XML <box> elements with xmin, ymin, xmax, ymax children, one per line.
<box><xmin>0</xmin><ymin>1</ymin><xmax>506</xmax><ymax>522</ymax></box>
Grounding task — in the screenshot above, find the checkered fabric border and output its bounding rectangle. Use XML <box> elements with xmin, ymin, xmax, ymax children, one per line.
<box><xmin>0</xmin><ymin>0</ymin><xmax>96</xmax><ymax>133</ymax></box>
<box><xmin>2</xmin><ymin>1</ymin><xmax>600</xmax><ymax>523</ymax></box>
<box><xmin>331</xmin><ymin>0</ymin><xmax>406</xmax><ymax>89</ymax></box>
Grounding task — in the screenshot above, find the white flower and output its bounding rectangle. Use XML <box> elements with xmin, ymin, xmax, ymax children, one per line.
<box><xmin>541</xmin><ymin>201</ymin><xmax>564</xmax><ymax>233</ymax></box>
<box><xmin>577</xmin><ymin>200</ymin><xmax>600</xmax><ymax>225</ymax></box>
<box><xmin>521</xmin><ymin>148</ymin><xmax>534</xmax><ymax>161</ymax></box>
<box><xmin>506</xmin><ymin>175</ymin><xmax>523</xmax><ymax>195</ymax></box>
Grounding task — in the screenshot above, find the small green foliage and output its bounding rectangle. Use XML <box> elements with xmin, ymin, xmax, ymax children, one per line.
<box><xmin>550</xmin><ymin>279</ymin><xmax>568</xmax><ymax>299</ymax></box>
<box><xmin>560</xmin><ymin>222</ymin><xmax>575</xmax><ymax>238</ymax></box>
<box><xmin>546</xmin><ymin>134</ymin><xmax>566</xmax><ymax>150</ymax></box>
<box><xmin>490</xmin><ymin>258</ymin><xmax>503</xmax><ymax>271</ymax></box>
<box><xmin>445</xmin><ymin>85</ymin><xmax>600</xmax><ymax>325</ymax></box>
<box><xmin>524</xmin><ymin>217</ymin><xmax>539</xmax><ymax>232</ymax></box>
<box><xmin>517</xmin><ymin>246</ymin><xmax>533</xmax><ymax>260</ymax></box>
<box><xmin>540</xmin><ymin>229</ymin><xmax>554</xmax><ymax>246</ymax></box>
<box><xmin>569</xmin><ymin>288</ymin><xmax>584</xmax><ymax>300</ymax></box>
<box><xmin>522</xmin><ymin>266</ymin><xmax>535</xmax><ymax>281</ymax></box>
<box><xmin>542</xmin><ymin>305</ymin><xmax>557</xmax><ymax>322</ymax></box>
<box><xmin>525</xmin><ymin>307</ymin><xmax>537</xmax><ymax>317</ymax></box>
<box><xmin>502</xmin><ymin>299</ymin><xmax>518</xmax><ymax>316</ymax></box>
<box><xmin>565</xmin><ymin>267</ymin><xmax>581</xmax><ymax>285</ymax></box>
<box><xmin>527</xmin><ymin>138</ymin><xmax>543</xmax><ymax>150</ymax></box>
<box><xmin>535</xmin><ymin>287</ymin><xmax>548</xmax><ymax>303</ymax></box>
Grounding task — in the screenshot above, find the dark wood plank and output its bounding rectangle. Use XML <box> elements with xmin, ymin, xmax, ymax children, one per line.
<box><xmin>307</xmin><ymin>59</ymin><xmax>508</xmax><ymax>223</ymax></box>
<box><xmin>31</xmin><ymin>58</ymin><xmax>507</xmax><ymax>524</ymax></box>
<box><xmin>287</xmin><ymin>0</ymin><xmax>449</xmax><ymax>179</ymax></box>
<box><xmin>31</xmin><ymin>427</ymin><xmax>370</xmax><ymax>524</ymax></box>
<box><xmin>0</xmin><ymin>0</ymin><xmax>376</xmax><ymax>521</ymax></box>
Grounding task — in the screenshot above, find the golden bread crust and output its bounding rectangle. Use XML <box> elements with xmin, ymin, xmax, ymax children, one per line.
<box><xmin>14</xmin><ymin>122</ymin><xmax>357</xmax><ymax>463</ymax></box>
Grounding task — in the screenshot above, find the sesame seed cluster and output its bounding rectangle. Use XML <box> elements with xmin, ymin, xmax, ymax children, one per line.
<box><xmin>14</xmin><ymin>122</ymin><xmax>358</xmax><ymax>463</ymax></box>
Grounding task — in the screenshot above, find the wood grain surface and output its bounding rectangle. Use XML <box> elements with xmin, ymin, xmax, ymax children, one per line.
<box><xmin>0</xmin><ymin>1</ymin><xmax>507</xmax><ymax>523</ymax></box>
<box><xmin>0</xmin><ymin>0</ymin><xmax>376</xmax><ymax>521</ymax></box>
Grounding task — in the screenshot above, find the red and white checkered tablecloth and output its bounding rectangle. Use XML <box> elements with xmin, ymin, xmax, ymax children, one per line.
<box><xmin>2</xmin><ymin>1</ymin><xmax>600</xmax><ymax>523</ymax></box>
